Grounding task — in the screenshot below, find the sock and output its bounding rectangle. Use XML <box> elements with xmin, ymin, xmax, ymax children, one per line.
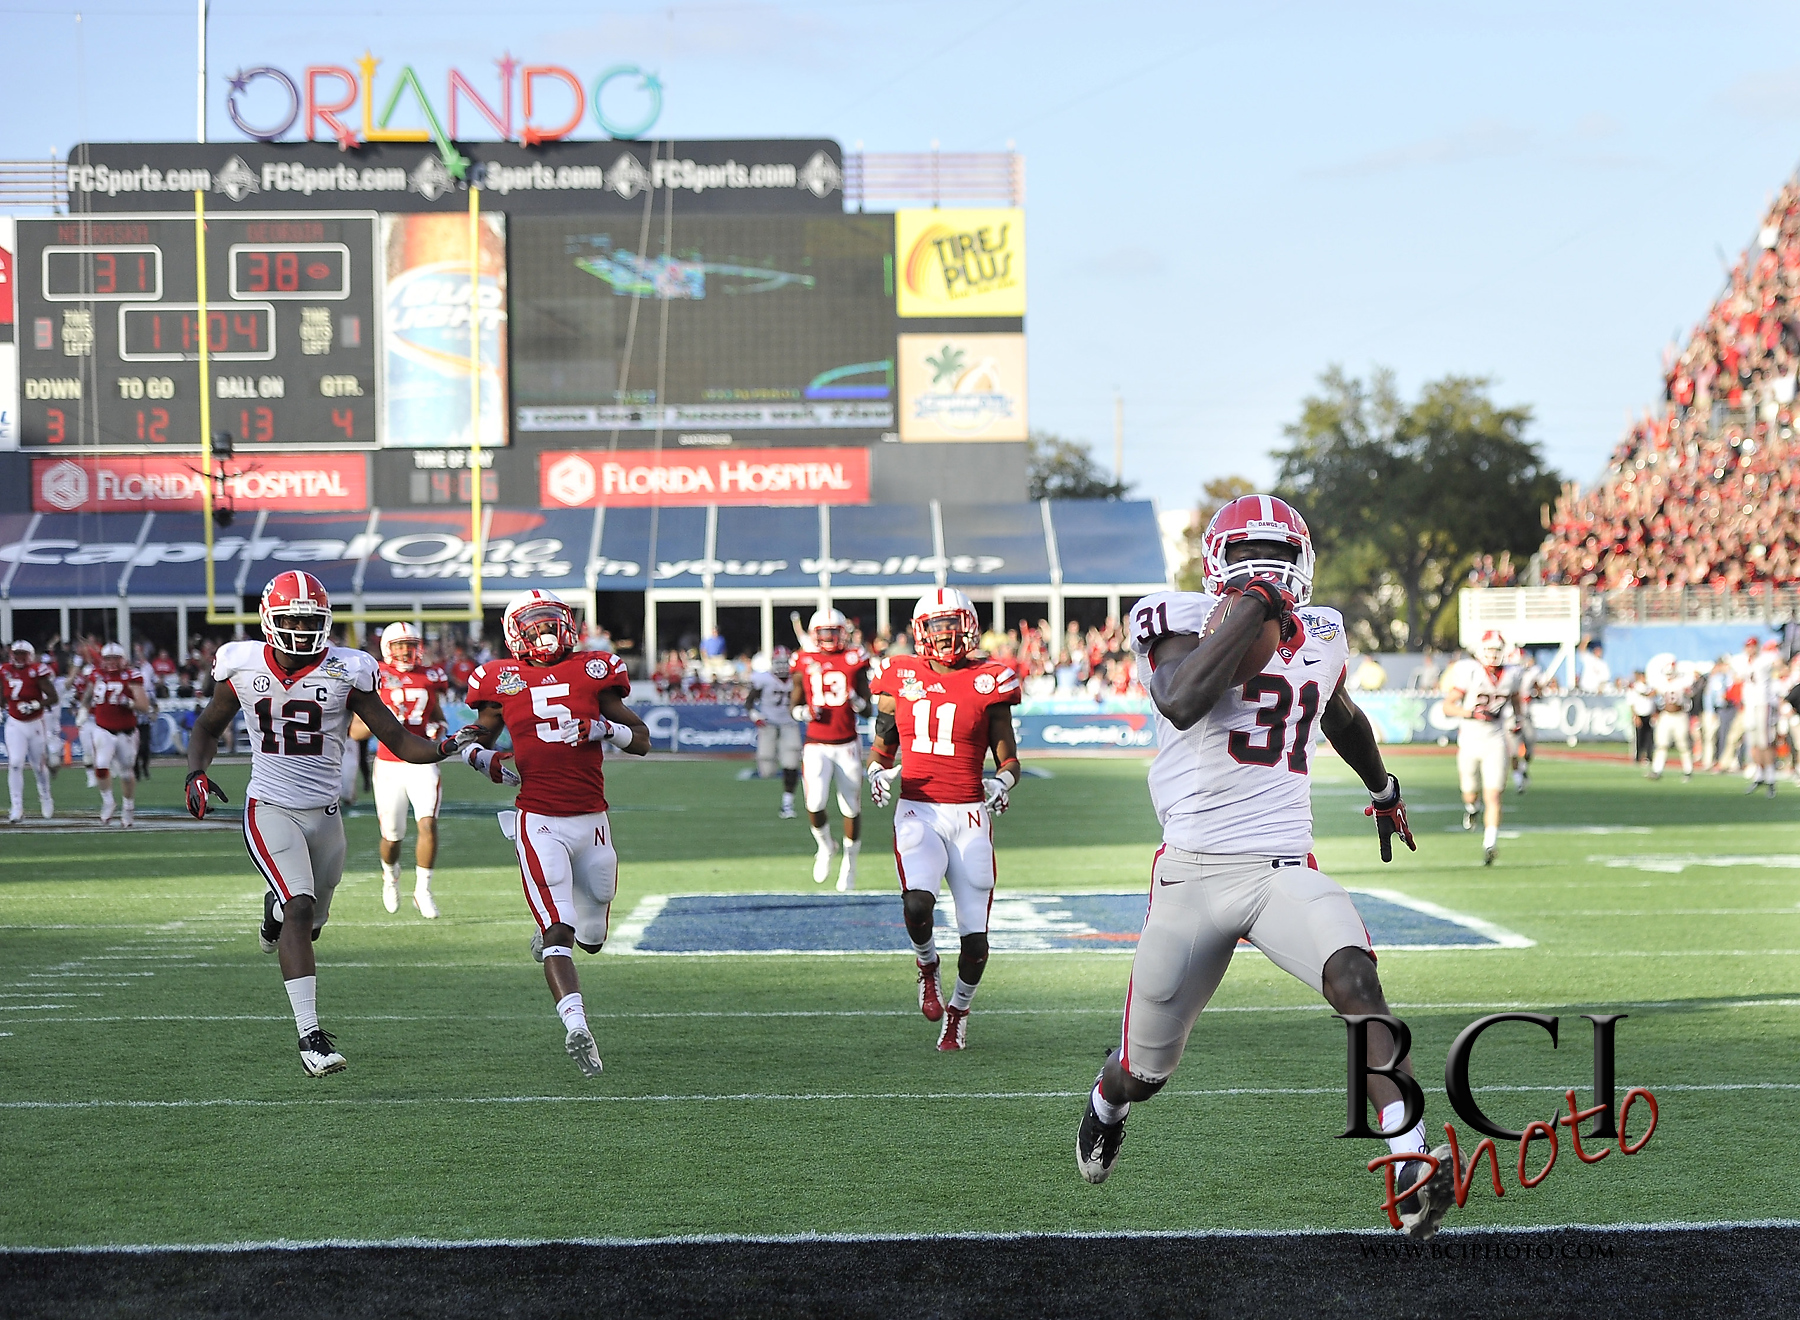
<box><xmin>1380</xmin><ymin>1100</ymin><xmax>1428</xmax><ymax>1158</ymax></box>
<box><xmin>950</xmin><ymin>977</ymin><xmax>978</xmax><ymax>1011</ymax></box>
<box><xmin>811</xmin><ymin>823</ymin><xmax>835</xmax><ymax>852</ymax></box>
<box><xmin>781</xmin><ymin>791</ymin><xmax>794</xmax><ymax>809</ymax></box>
<box><xmin>122</xmin><ymin>797</ymin><xmax>134</xmax><ymax>824</ymax></box>
<box><xmin>382</xmin><ymin>860</ymin><xmax>401</xmax><ymax>884</ymax></box>
<box><xmin>7</xmin><ymin>766</ymin><xmax>21</xmax><ymax>815</ymax></box>
<box><xmin>1482</xmin><ymin>823</ymin><xmax>1498</xmax><ymax>849</ymax></box>
<box><xmin>415</xmin><ymin>867</ymin><xmax>433</xmax><ymax>893</ymax></box>
<box><xmin>36</xmin><ymin>768</ymin><xmax>53</xmax><ymax>813</ymax></box>
<box><xmin>99</xmin><ymin>786</ymin><xmax>115</xmax><ymax>817</ymax></box>
<box><xmin>911</xmin><ymin>936</ymin><xmax>939</xmax><ymax>964</ymax></box>
<box><xmin>556</xmin><ymin>991</ymin><xmax>588</xmax><ymax>1034</ymax></box>
<box><xmin>1091</xmin><ymin>1081</ymin><xmax>1129</xmax><ymax>1125</ymax></box>
<box><xmin>284</xmin><ymin>975</ymin><xmax>319</xmax><ymax>1037</ymax></box>
<box><xmin>840</xmin><ymin>837</ymin><xmax>861</xmax><ymax>869</ymax></box>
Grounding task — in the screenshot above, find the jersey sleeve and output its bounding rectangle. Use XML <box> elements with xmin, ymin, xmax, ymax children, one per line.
<box><xmin>989</xmin><ymin>662</ymin><xmax>1023</xmax><ymax>707</ymax></box>
<box><xmin>1128</xmin><ymin>591</ymin><xmax>1217</xmax><ymax>662</ymax></box>
<box><xmin>868</xmin><ymin>656</ymin><xmax>894</xmax><ymax>696</ymax></box>
<box><xmin>212</xmin><ymin>640</ymin><xmax>257</xmax><ymax>683</ymax></box>
<box><xmin>345</xmin><ymin>650</ymin><xmax>378</xmax><ymax>692</ymax></box>
<box><xmin>465</xmin><ymin>663</ymin><xmax>494</xmax><ymax>705</ymax></box>
<box><xmin>582</xmin><ymin>651</ymin><xmax>631</xmax><ymax>697</ymax></box>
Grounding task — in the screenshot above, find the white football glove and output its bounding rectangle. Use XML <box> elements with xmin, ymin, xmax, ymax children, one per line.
<box><xmin>791</xmin><ymin>705</ymin><xmax>811</xmax><ymax>723</ymax></box>
<box><xmin>983</xmin><ymin>768</ymin><xmax>1018</xmax><ymax>815</ymax></box>
<box><xmin>461</xmin><ymin>744</ymin><xmax>521</xmax><ymax>786</ymax></box>
<box><xmin>17</xmin><ymin>700</ymin><xmax>40</xmax><ymax>717</ymax></box>
<box><xmin>868</xmin><ymin>763</ymin><xmax>899</xmax><ymax>807</ymax></box>
<box><xmin>554</xmin><ymin>716</ymin><xmax>585</xmax><ymax>746</ymax></box>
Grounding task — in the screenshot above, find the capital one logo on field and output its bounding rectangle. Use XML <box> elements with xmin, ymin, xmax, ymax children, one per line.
<box><xmin>1340</xmin><ymin>1012</ymin><xmax>1659</xmax><ymax>1228</ymax></box>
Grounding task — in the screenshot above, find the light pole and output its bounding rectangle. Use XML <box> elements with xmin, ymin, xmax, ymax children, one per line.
<box><xmin>196</xmin><ymin>0</ymin><xmax>207</xmax><ymax>142</ymax></box>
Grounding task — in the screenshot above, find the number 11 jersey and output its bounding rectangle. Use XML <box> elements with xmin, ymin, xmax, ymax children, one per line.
<box><xmin>465</xmin><ymin>651</ymin><xmax>632</xmax><ymax>816</ymax></box>
<box><xmin>1129</xmin><ymin>591</ymin><xmax>1350</xmax><ymax>856</ymax></box>
<box><xmin>215</xmin><ymin>641</ymin><xmax>378</xmax><ymax>809</ymax></box>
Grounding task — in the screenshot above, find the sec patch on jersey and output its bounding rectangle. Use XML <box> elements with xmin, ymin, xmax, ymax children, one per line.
<box><xmin>1202</xmin><ymin>593</ymin><xmax>1280</xmax><ymax>686</ymax></box>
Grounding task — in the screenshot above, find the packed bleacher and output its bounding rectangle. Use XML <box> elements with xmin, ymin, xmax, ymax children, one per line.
<box><xmin>1540</xmin><ymin>176</ymin><xmax>1800</xmax><ymax>589</ymax></box>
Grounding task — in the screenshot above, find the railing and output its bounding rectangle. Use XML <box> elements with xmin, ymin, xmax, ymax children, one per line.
<box><xmin>0</xmin><ymin>159</ymin><xmax>68</xmax><ymax>209</ymax></box>
<box><xmin>1593</xmin><ymin>584</ymin><xmax>1800</xmax><ymax>624</ymax></box>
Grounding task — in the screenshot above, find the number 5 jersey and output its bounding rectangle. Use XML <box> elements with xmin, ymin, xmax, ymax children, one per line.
<box><xmin>1128</xmin><ymin>591</ymin><xmax>1350</xmax><ymax>855</ymax></box>
<box><xmin>465</xmin><ymin>651</ymin><xmax>633</xmax><ymax>816</ymax></box>
<box><xmin>215</xmin><ymin>641</ymin><xmax>379</xmax><ymax>809</ymax></box>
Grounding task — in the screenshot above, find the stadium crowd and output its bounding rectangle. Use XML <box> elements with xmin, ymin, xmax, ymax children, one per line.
<box><xmin>1540</xmin><ymin>177</ymin><xmax>1800</xmax><ymax>589</ymax></box>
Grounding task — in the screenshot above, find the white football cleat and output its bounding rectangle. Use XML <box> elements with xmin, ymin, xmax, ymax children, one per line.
<box><xmin>6</xmin><ymin>811</ymin><xmax>20</xmax><ymax>825</ymax></box>
<box><xmin>381</xmin><ymin>876</ymin><xmax>399</xmax><ymax>913</ymax></box>
<box><xmin>1400</xmin><ymin>1144</ymin><xmax>1457</xmax><ymax>1240</ymax></box>
<box><xmin>413</xmin><ymin>884</ymin><xmax>438</xmax><ymax>919</ymax></box>
<box><xmin>812</xmin><ymin>841</ymin><xmax>835</xmax><ymax>884</ymax></box>
<box><xmin>836</xmin><ymin>864</ymin><xmax>856</xmax><ymax>893</ymax></box>
<box><xmin>121</xmin><ymin>804</ymin><xmax>135</xmax><ymax>828</ymax></box>
<box><xmin>530</xmin><ymin>929</ymin><xmax>545</xmax><ymax>963</ymax></box>
<box><xmin>298</xmin><ymin>1028</ymin><xmax>347</xmax><ymax>1077</ymax></box>
<box><xmin>565</xmin><ymin>1027</ymin><xmax>604</xmax><ymax>1077</ymax></box>
<box><xmin>778</xmin><ymin>803</ymin><xmax>797</xmax><ymax>820</ymax></box>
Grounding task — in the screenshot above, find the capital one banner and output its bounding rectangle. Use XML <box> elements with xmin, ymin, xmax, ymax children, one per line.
<box><xmin>31</xmin><ymin>454</ymin><xmax>369</xmax><ymax>512</ymax></box>
<box><xmin>539</xmin><ymin>447</ymin><xmax>869</xmax><ymax>507</ymax></box>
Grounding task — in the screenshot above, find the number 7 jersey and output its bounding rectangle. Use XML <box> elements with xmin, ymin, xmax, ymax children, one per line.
<box><xmin>1129</xmin><ymin>591</ymin><xmax>1350</xmax><ymax>855</ymax></box>
<box><xmin>215</xmin><ymin>641</ymin><xmax>378</xmax><ymax>809</ymax></box>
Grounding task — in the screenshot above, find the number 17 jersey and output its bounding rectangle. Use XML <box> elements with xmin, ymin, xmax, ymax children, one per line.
<box><xmin>215</xmin><ymin>641</ymin><xmax>378</xmax><ymax>809</ymax></box>
<box><xmin>1129</xmin><ymin>591</ymin><xmax>1350</xmax><ymax>856</ymax></box>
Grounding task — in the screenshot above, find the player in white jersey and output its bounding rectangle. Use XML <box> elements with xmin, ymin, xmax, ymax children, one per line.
<box><xmin>1504</xmin><ymin>646</ymin><xmax>1541</xmax><ymax>794</ymax></box>
<box><xmin>745</xmin><ymin>646</ymin><xmax>801</xmax><ymax>818</ymax></box>
<box><xmin>185</xmin><ymin>571</ymin><xmax>455</xmax><ymax>1078</ymax></box>
<box><xmin>1442</xmin><ymin>631</ymin><xmax>1518</xmax><ymax>866</ymax></box>
<box><xmin>1741</xmin><ymin>638</ymin><xmax>1781</xmax><ymax>797</ymax></box>
<box><xmin>1074</xmin><ymin>494</ymin><xmax>1451</xmax><ymax>1241</ymax></box>
<box><xmin>1645</xmin><ymin>653</ymin><xmax>1694</xmax><ymax>782</ymax></box>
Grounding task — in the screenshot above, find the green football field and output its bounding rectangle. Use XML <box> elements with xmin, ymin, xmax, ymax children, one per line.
<box><xmin>1</xmin><ymin>749</ymin><xmax>1796</xmax><ymax>1247</ymax></box>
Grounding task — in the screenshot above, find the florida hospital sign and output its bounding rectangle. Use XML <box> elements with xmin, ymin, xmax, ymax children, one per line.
<box><xmin>223</xmin><ymin>53</ymin><xmax>664</xmax><ymax>166</ymax></box>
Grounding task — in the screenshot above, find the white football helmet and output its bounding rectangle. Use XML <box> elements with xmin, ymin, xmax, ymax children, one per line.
<box><xmin>911</xmin><ymin>589</ymin><xmax>979</xmax><ymax>664</ymax></box>
<box><xmin>1474</xmin><ymin>630</ymin><xmax>1507</xmax><ymax>667</ymax></box>
<box><xmin>100</xmin><ymin>641</ymin><xmax>127</xmax><ymax>674</ymax></box>
<box><xmin>503</xmin><ymin>590</ymin><xmax>578</xmax><ymax>665</ymax></box>
<box><xmin>809</xmin><ymin>608</ymin><xmax>849</xmax><ymax>653</ymax></box>
<box><xmin>380</xmin><ymin>621</ymin><xmax>424</xmax><ymax>670</ymax></box>
<box><xmin>10</xmin><ymin>639</ymin><xmax>36</xmax><ymax>664</ymax></box>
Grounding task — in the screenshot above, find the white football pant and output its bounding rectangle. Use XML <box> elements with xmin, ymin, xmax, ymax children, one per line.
<box><xmin>5</xmin><ymin>716</ymin><xmax>54</xmax><ymax>818</ymax></box>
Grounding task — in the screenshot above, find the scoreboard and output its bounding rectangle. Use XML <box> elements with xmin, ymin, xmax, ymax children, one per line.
<box><xmin>13</xmin><ymin>213</ymin><xmax>379</xmax><ymax>451</ymax></box>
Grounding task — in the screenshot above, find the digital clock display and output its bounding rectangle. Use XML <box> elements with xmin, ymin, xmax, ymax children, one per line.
<box><xmin>229</xmin><ymin>244</ymin><xmax>350</xmax><ymax>299</ymax></box>
<box><xmin>42</xmin><ymin>246</ymin><xmax>162</xmax><ymax>300</ymax></box>
<box><xmin>120</xmin><ymin>303</ymin><xmax>276</xmax><ymax>361</ymax></box>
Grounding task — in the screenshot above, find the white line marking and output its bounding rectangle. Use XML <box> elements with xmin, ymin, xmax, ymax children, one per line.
<box><xmin>606</xmin><ymin>893</ymin><xmax>668</xmax><ymax>955</ymax></box>
<box><xmin>1350</xmin><ymin>887</ymin><xmax>1536</xmax><ymax>949</ymax></box>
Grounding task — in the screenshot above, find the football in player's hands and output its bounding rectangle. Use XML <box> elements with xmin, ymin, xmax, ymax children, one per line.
<box><xmin>1204</xmin><ymin>592</ymin><xmax>1281</xmax><ymax>687</ymax></box>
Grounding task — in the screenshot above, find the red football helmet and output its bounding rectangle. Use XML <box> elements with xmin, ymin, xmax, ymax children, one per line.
<box><xmin>1201</xmin><ymin>494</ymin><xmax>1315</xmax><ymax>605</ymax></box>
<box><xmin>809</xmin><ymin>608</ymin><xmax>849</xmax><ymax>653</ymax></box>
<box><xmin>911</xmin><ymin>589</ymin><xmax>979</xmax><ymax>664</ymax></box>
<box><xmin>503</xmin><ymin>590</ymin><xmax>577</xmax><ymax>665</ymax></box>
<box><xmin>380</xmin><ymin>621</ymin><xmax>424</xmax><ymax>671</ymax></box>
<box><xmin>260</xmin><ymin>571</ymin><xmax>332</xmax><ymax>656</ymax></box>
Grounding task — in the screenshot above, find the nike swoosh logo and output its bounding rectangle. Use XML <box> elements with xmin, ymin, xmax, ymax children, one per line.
<box><xmin>1303</xmin><ymin>658</ymin><xmax>1321</xmax><ymax>665</ymax></box>
<box><xmin>1158</xmin><ymin>877</ymin><xmax>1188</xmax><ymax>886</ymax></box>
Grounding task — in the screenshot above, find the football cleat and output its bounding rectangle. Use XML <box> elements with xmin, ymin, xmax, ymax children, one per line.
<box><xmin>298</xmin><ymin>1028</ymin><xmax>347</xmax><ymax>1077</ymax></box>
<box><xmin>1483</xmin><ymin>846</ymin><xmax>1496</xmax><ymax>867</ymax></box>
<box><xmin>836</xmin><ymin>868</ymin><xmax>856</xmax><ymax>893</ymax></box>
<box><xmin>1076</xmin><ymin>1090</ymin><xmax>1127</xmax><ymax>1185</ymax></box>
<box><xmin>381</xmin><ymin>876</ymin><xmax>399</xmax><ymax>914</ymax></box>
<box><xmin>1400</xmin><ymin>1144</ymin><xmax>1456</xmax><ymax>1240</ymax></box>
<box><xmin>6</xmin><ymin>811</ymin><xmax>20</xmax><ymax>825</ymax></box>
<box><xmin>778</xmin><ymin>802</ymin><xmax>797</xmax><ymax>820</ymax></box>
<box><xmin>1768</xmin><ymin>781</ymin><xmax>1779</xmax><ymax>799</ymax></box>
<box><xmin>565</xmin><ymin>1027</ymin><xmax>604</xmax><ymax>1077</ymax></box>
<box><xmin>1461</xmin><ymin>805</ymin><xmax>1475</xmax><ymax>831</ymax></box>
<box><xmin>530</xmin><ymin>930</ymin><xmax>545</xmax><ymax>963</ymax></box>
<box><xmin>259</xmin><ymin>892</ymin><xmax>282</xmax><ymax>953</ymax></box>
<box><xmin>413</xmin><ymin>885</ymin><xmax>438</xmax><ymax>920</ymax></box>
<box><xmin>937</xmin><ymin>1004</ymin><xmax>969</xmax><ymax>1051</ymax></box>
<box><xmin>917</xmin><ymin>958</ymin><xmax>945</xmax><ymax>1022</ymax></box>
<box><xmin>812</xmin><ymin>841</ymin><xmax>835</xmax><ymax>884</ymax></box>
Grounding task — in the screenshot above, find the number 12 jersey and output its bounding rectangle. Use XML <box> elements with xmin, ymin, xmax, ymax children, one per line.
<box><xmin>1129</xmin><ymin>591</ymin><xmax>1350</xmax><ymax>856</ymax></box>
<box><xmin>215</xmin><ymin>641</ymin><xmax>378</xmax><ymax>809</ymax></box>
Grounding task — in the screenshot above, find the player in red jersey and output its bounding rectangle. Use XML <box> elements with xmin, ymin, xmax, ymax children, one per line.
<box><xmin>459</xmin><ymin>590</ymin><xmax>650</xmax><ymax>1076</ymax></box>
<box><xmin>866</xmin><ymin>589</ymin><xmax>1023</xmax><ymax>1051</ymax></box>
<box><xmin>349</xmin><ymin>622</ymin><xmax>451</xmax><ymax>917</ymax></box>
<box><xmin>4</xmin><ymin>639</ymin><xmax>59</xmax><ymax>823</ymax></box>
<box><xmin>82</xmin><ymin>643</ymin><xmax>151</xmax><ymax>827</ymax></box>
<box><xmin>792</xmin><ymin>609</ymin><xmax>872</xmax><ymax>890</ymax></box>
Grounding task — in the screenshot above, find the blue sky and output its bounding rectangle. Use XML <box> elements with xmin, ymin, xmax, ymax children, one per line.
<box><xmin>6</xmin><ymin>0</ymin><xmax>1800</xmax><ymax>505</ymax></box>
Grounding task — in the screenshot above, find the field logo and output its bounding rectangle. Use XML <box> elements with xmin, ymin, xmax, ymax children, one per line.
<box><xmin>1342</xmin><ymin>1012</ymin><xmax>1658</xmax><ymax>1228</ymax></box>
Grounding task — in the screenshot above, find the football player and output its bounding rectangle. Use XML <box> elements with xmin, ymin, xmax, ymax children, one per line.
<box><xmin>1646</xmin><ymin>654</ymin><xmax>1694</xmax><ymax>782</ymax></box>
<box><xmin>2</xmin><ymin>640</ymin><xmax>58</xmax><ymax>823</ymax></box>
<box><xmin>746</xmin><ymin>646</ymin><xmax>802</xmax><ymax>818</ymax></box>
<box><xmin>866</xmin><ymin>589</ymin><xmax>1023</xmax><ymax>1051</ymax></box>
<box><xmin>1073</xmin><ymin>494</ymin><xmax>1453</xmax><ymax>1241</ymax></box>
<box><xmin>82</xmin><ymin>643</ymin><xmax>151</xmax><ymax>827</ymax></box>
<box><xmin>458</xmin><ymin>590</ymin><xmax>650</xmax><ymax>1077</ymax></box>
<box><xmin>349</xmin><ymin>622</ymin><xmax>451</xmax><ymax>916</ymax></box>
<box><xmin>1504</xmin><ymin>645</ymin><xmax>1541</xmax><ymax>794</ymax></box>
<box><xmin>791</xmin><ymin>609</ymin><xmax>871</xmax><ymax>891</ymax></box>
<box><xmin>1443</xmin><ymin>631</ymin><xmax>1518</xmax><ymax>865</ymax></box>
<box><xmin>185</xmin><ymin>571</ymin><xmax>453</xmax><ymax>1078</ymax></box>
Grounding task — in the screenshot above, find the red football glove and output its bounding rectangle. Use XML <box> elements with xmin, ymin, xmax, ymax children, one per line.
<box><xmin>1239</xmin><ymin>575</ymin><xmax>1296</xmax><ymax>622</ymax></box>
<box><xmin>184</xmin><ymin>770</ymin><xmax>228</xmax><ymax>820</ymax></box>
<box><xmin>1364</xmin><ymin>774</ymin><xmax>1416</xmax><ymax>863</ymax></box>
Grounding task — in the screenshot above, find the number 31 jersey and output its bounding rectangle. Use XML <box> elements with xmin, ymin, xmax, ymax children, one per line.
<box><xmin>1129</xmin><ymin>591</ymin><xmax>1350</xmax><ymax>856</ymax></box>
<box><xmin>465</xmin><ymin>651</ymin><xmax>631</xmax><ymax>816</ymax></box>
<box><xmin>215</xmin><ymin>641</ymin><xmax>378</xmax><ymax>809</ymax></box>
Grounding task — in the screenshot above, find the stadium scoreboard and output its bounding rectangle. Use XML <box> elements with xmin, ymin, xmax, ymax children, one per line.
<box><xmin>13</xmin><ymin>213</ymin><xmax>379</xmax><ymax>452</ymax></box>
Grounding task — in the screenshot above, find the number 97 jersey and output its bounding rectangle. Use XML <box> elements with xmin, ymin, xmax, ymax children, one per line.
<box><xmin>1130</xmin><ymin>591</ymin><xmax>1350</xmax><ymax>856</ymax></box>
<box><xmin>215</xmin><ymin>640</ymin><xmax>378</xmax><ymax>809</ymax></box>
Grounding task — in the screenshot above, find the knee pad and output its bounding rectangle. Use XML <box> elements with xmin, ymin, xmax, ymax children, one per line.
<box><xmin>576</xmin><ymin>939</ymin><xmax>603</xmax><ymax>955</ymax></box>
<box><xmin>959</xmin><ymin>932</ymin><xmax>990</xmax><ymax>964</ymax></box>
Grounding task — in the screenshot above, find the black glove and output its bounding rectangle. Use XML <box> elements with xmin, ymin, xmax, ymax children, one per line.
<box><xmin>436</xmin><ymin>723</ymin><xmax>486</xmax><ymax>758</ymax></box>
<box><xmin>1240</xmin><ymin>575</ymin><xmax>1297</xmax><ymax>623</ymax></box>
<box><xmin>1363</xmin><ymin>773</ymin><xmax>1416</xmax><ymax>863</ymax></box>
<box><xmin>184</xmin><ymin>770</ymin><xmax>228</xmax><ymax>820</ymax></box>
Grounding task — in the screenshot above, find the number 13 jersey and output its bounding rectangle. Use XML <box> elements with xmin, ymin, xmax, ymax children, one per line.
<box><xmin>1129</xmin><ymin>591</ymin><xmax>1350</xmax><ymax>856</ymax></box>
<box><xmin>465</xmin><ymin>652</ymin><xmax>632</xmax><ymax>816</ymax></box>
<box><xmin>215</xmin><ymin>641</ymin><xmax>378</xmax><ymax>809</ymax></box>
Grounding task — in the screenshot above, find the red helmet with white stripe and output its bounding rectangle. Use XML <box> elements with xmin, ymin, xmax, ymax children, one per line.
<box><xmin>503</xmin><ymin>590</ymin><xmax>577</xmax><ymax>666</ymax></box>
<box><xmin>1200</xmin><ymin>494</ymin><xmax>1316</xmax><ymax>606</ymax></box>
<box><xmin>260</xmin><ymin>571</ymin><xmax>332</xmax><ymax>657</ymax></box>
<box><xmin>911</xmin><ymin>588</ymin><xmax>979</xmax><ymax>664</ymax></box>
<box><xmin>1475</xmin><ymin>629</ymin><xmax>1507</xmax><ymax>667</ymax></box>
